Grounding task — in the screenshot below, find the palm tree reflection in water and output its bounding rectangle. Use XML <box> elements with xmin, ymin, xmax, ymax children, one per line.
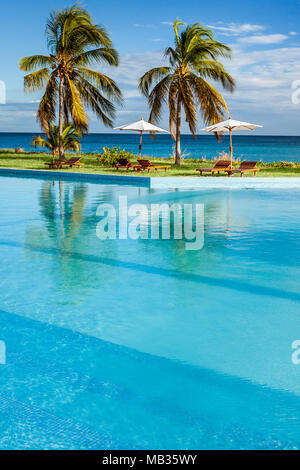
<box><xmin>25</xmin><ymin>181</ymin><xmax>91</xmax><ymax>293</ymax></box>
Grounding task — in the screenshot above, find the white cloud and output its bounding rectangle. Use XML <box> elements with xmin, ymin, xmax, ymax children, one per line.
<box><xmin>208</xmin><ymin>23</ymin><xmax>265</xmax><ymax>35</ymax></box>
<box><xmin>0</xmin><ymin>103</ymin><xmax>39</xmax><ymax>130</ymax></box>
<box><xmin>122</xmin><ymin>89</ymin><xmax>142</xmax><ymax>99</ymax></box>
<box><xmin>132</xmin><ymin>23</ymin><xmax>155</xmax><ymax>28</ymax></box>
<box><xmin>221</xmin><ymin>45</ymin><xmax>300</xmax><ymax>119</ymax></box>
<box><xmin>290</xmin><ymin>32</ymin><xmax>298</xmax><ymax>36</ymax></box>
<box><xmin>239</xmin><ymin>34</ymin><xmax>289</xmax><ymax>44</ymax></box>
<box><xmin>100</xmin><ymin>51</ymin><xmax>165</xmax><ymax>87</ymax></box>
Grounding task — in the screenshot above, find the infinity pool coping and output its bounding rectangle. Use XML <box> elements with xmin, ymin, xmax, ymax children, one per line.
<box><xmin>1</xmin><ymin>167</ymin><xmax>300</xmax><ymax>189</ymax></box>
<box><xmin>151</xmin><ymin>176</ymin><xmax>300</xmax><ymax>189</ymax></box>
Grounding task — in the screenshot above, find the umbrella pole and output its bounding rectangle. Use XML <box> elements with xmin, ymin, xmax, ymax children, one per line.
<box><xmin>139</xmin><ymin>131</ymin><xmax>143</xmax><ymax>158</ymax></box>
<box><xmin>229</xmin><ymin>128</ymin><xmax>233</xmax><ymax>168</ymax></box>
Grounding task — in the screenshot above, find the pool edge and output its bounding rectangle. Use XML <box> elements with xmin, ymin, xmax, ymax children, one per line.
<box><xmin>0</xmin><ymin>168</ymin><xmax>151</xmax><ymax>187</ymax></box>
<box><xmin>1</xmin><ymin>168</ymin><xmax>300</xmax><ymax>190</ymax></box>
<box><xmin>151</xmin><ymin>176</ymin><xmax>300</xmax><ymax>189</ymax></box>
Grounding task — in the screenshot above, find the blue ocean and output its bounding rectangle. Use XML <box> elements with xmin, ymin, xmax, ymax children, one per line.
<box><xmin>1</xmin><ymin>132</ymin><xmax>300</xmax><ymax>163</ymax></box>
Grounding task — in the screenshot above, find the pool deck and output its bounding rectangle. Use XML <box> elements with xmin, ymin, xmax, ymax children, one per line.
<box><xmin>1</xmin><ymin>167</ymin><xmax>300</xmax><ymax>189</ymax></box>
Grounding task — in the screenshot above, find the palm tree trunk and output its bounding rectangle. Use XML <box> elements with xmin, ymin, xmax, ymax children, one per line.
<box><xmin>58</xmin><ymin>77</ymin><xmax>64</xmax><ymax>161</ymax></box>
<box><xmin>175</xmin><ymin>97</ymin><xmax>181</xmax><ymax>165</ymax></box>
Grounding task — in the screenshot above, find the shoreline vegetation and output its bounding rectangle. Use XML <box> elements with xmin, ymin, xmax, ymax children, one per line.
<box><xmin>1</xmin><ymin>150</ymin><xmax>300</xmax><ymax>177</ymax></box>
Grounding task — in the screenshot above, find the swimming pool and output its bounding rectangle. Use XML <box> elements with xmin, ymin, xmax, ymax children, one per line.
<box><xmin>0</xmin><ymin>174</ymin><xmax>300</xmax><ymax>449</ymax></box>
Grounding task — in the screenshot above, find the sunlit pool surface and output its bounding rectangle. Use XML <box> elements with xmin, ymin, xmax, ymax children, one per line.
<box><xmin>0</xmin><ymin>174</ymin><xmax>300</xmax><ymax>450</ymax></box>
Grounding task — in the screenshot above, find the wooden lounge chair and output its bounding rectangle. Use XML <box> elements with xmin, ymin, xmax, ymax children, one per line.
<box><xmin>115</xmin><ymin>158</ymin><xmax>140</xmax><ymax>171</ymax></box>
<box><xmin>196</xmin><ymin>160</ymin><xmax>231</xmax><ymax>176</ymax></box>
<box><xmin>115</xmin><ymin>158</ymin><xmax>131</xmax><ymax>171</ymax></box>
<box><xmin>45</xmin><ymin>160</ymin><xmax>65</xmax><ymax>169</ymax></box>
<box><xmin>62</xmin><ymin>157</ymin><xmax>84</xmax><ymax>168</ymax></box>
<box><xmin>45</xmin><ymin>157</ymin><xmax>84</xmax><ymax>169</ymax></box>
<box><xmin>225</xmin><ymin>161</ymin><xmax>259</xmax><ymax>177</ymax></box>
<box><xmin>137</xmin><ymin>159</ymin><xmax>171</xmax><ymax>172</ymax></box>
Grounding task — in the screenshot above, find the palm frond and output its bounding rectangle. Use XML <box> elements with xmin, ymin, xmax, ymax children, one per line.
<box><xmin>164</xmin><ymin>47</ymin><xmax>180</xmax><ymax>67</ymax></box>
<box><xmin>36</xmin><ymin>74</ymin><xmax>57</xmax><ymax>133</ymax></box>
<box><xmin>45</xmin><ymin>10</ymin><xmax>61</xmax><ymax>55</ymax></box>
<box><xmin>76</xmin><ymin>67</ymin><xmax>123</xmax><ymax>104</ymax></box>
<box><xmin>147</xmin><ymin>74</ymin><xmax>172</xmax><ymax>124</ymax></box>
<box><xmin>138</xmin><ymin>67</ymin><xmax>172</xmax><ymax>96</ymax></box>
<box><xmin>65</xmin><ymin>76</ymin><xmax>88</xmax><ymax>132</ymax></box>
<box><xmin>75</xmin><ymin>78</ymin><xmax>116</xmax><ymax>127</ymax></box>
<box><xmin>178</xmin><ymin>79</ymin><xmax>197</xmax><ymax>137</ymax></box>
<box><xmin>173</xmin><ymin>19</ymin><xmax>185</xmax><ymax>53</ymax></box>
<box><xmin>31</xmin><ymin>135</ymin><xmax>51</xmax><ymax>150</ymax></box>
<box><xmin>206</xmin><ymin>40</ymin><xmax>232</xmax><ymax>59</ymax></box>
<box><xmin>186</xmin><ymin>24</ymin><xmax>214</xmax><ymax>45</ymax></box>
<box><xmin>24</xmin><ymin>68</ymin><xmax>50</xmax><ymax>93</ymax></box>
<box><xmin>188</xmin><ymin>73</ymin><xmax>229</xmax><ymax>126</ymax></box>
<box><xmin>195</xmin><ymin>60</ymin><xmax>235</xmax><ymax>91</ymax></box>
<box><xmin>168</xmin><ymin>77</ymin><xmax>178</xmax><ymax>139</ymax></box>
<box><xmin>19</xmin><ymin>55</ymin><xmax>55</xmax><ymax>72</ymax></box>
<box><xmin>73</xmin><ymin>47</ymin><xmax>119</xmax><ymax>66</ymax></box>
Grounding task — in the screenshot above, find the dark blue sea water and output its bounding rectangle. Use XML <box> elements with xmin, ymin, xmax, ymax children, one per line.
<box><xmin>1</xmin><ymin>132</ymin><xmax>300</xmax><ymax>162</ymax></box>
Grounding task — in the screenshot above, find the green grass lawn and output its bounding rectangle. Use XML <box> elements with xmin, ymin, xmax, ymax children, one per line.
<box><xmin>1</xmin><ymin>151</ymin><xmax>300</xmax><ymax>177</ymax></box>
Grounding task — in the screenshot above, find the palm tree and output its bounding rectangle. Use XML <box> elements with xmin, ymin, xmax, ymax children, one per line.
<box><xmin>139</xmin><ymin>20</ymin><xmax>235</xmax><ymax>165</ymax></box>
<box><xmin>31</xmin><ymin>123</ymin><xmax>82</xmax><ymax>163</ymax></box>
<box><xmin>20</xmin><ymin>4</ymin><xmax>122</xmax><ymax>160</ymax></box>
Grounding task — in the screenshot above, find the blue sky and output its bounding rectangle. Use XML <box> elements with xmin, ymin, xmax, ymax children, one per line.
<box><xmin>0</xmin><ymin>0</ymin><xmax>299</xmax><ymax>134</ymax></box>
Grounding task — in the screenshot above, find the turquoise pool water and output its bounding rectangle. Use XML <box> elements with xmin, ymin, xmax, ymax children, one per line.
<box><xmin>0</xmin><ymin>174</ymin><xmax>300</xmax><ymax>449</ymax></box>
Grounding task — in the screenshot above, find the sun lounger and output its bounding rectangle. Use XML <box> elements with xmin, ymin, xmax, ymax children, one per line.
<box><xmin>45</xmin><ymin>161</ymin><xmax>61</xmax><ymax>169</ymax></box>
<box><xmin>137</xmin><ymin>159</ymin><xmax>171</xmax><ymax>172</ymax></box>
<box><xmin>62</xmin><ymin>157</ymin><xmax>83</xmax><ymax>168</ymax></box>
<box><xmin>115</xmin><ymin>158</ymin><xmax>140</xmax><ymax>171</ymax></box>
<box><xmin>225</xmin><ymin>161</ymin><xmax>259</xmax><ymax>176</ymax></box>
<box><xmin>45</xmin><ymin>157</ymin><xmax>84</xmax><ymax>169</ymax></box>
<box><xmin>196</xmin><ymin>160</ymin><xmax>231</xmax><ymax>176</ymax></box>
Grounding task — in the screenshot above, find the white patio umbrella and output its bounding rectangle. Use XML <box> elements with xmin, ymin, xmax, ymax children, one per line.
<box><xmin>115</xmin><ymin>118</ymin><xmax>168</xmax><ymax>158</ymax></box>
<box><xmin>201</xmin><ymin>117</ymin><xmax>263</xmax><ymax>168</ymax></box>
